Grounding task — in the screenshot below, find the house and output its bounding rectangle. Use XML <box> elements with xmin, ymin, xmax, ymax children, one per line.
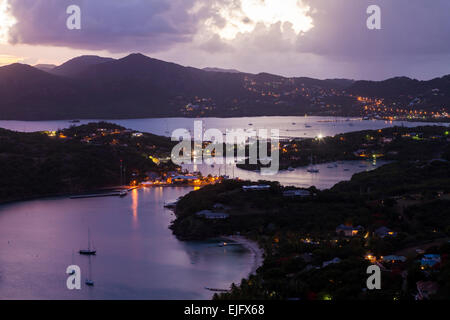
<box><xmin>283</xmin><ymin>190</ymin><xmax>311</xmax><ymax>198</ymax></box>
<box><xmin>146</xmin><ymin>172</ymin><xmax>161</xmax><ymax>181</ymax></box>
<box><xmin>195</xmin><ymin>210</ymin><xmax>230</xmax><ymax>220</ymax></box>
<box><xmin>336</xmin><ymin>224</ymin><xmax>363</xmax><ymax>237</ymax></box>
<box><xmin>374</xmin><ymin>226</ymin><xmax>397</xmax><ymax>238</ymax></box>
<box><xmin>415</xmin><ymin>281</ymin><xmax>439</xmax><ymax>300</ymax></box>
<box><xmin>322</xmin><ymin>257</ymin><xmax>341</xmax><ymax>268</ymax></box>
<box><xmin>172</xmin><ymin>175</ymin><xmax>199</xmax><ymax>184</ymax></box>
<box><xmin>381</xmin><ymin>255</ymin><xmax>407</xmax><ymax>263</ymax></box>
<box><xmin>242</xmin><ymin>185</ymin><xmax>271</xmax><ymax>191</ymax></box>
<box><xmin>421</xmin><ymin>254</ymin><xmax>441</xmax><ymax>268</ymax></box>
<box><xmin>132</xmin><ymin>132</ymin><xmax>143</xmax><ymax>137</ymax></box>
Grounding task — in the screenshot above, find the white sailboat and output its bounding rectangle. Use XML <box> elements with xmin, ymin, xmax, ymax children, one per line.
<box><xmin>79</xmin><ymin>228</ymin><xmax>96</xmax><ymax>255</ymax></box>
<box><xmin>307</xmin><ymin>155</ymin><xmax>320</xmax><ymax>173</ymax></box>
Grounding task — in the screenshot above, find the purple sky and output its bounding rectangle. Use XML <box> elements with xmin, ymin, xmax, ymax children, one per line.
<box><xmin>1</xmin><ymin>0</ymin><xmax>450</xmax><ymax>80</ymax></box>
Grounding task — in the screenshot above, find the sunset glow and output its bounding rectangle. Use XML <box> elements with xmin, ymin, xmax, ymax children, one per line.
<box><xmin>0</xmin><ymin>54</ymin><xmax>23</xmax><ymax>66</ymax></box>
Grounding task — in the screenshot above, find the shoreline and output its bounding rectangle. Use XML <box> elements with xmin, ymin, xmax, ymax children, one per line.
<box><xmin>222</xmin><ymin>235</ymin><xmax>264</xmax><ymax>277</ymax></box>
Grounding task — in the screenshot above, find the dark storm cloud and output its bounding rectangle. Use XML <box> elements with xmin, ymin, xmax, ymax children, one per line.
<box><xmin>8</xmin><ymin>0</ymin><xmax>198</xmax><ymax>52</ymax></box>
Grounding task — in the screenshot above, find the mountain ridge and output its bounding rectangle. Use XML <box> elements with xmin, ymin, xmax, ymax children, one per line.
<box><xmin>0</xmin><ymin>54</ymin><xmax>448</xmax><ymax>120</ymax></box>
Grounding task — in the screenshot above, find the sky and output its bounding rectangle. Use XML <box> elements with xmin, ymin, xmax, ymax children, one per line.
<box><xmin>0</xmin><ymin>0</ymin><xmax>449</xmax><ymax>80</ymax></box>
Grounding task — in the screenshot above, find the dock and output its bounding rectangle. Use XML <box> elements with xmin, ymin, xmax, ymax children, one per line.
<box><xmin>204</xmin><ymin>287</ymin><xmax>230</xmax><ymax>293</ymax></box>
<box><xmin>70</xmin><ymin>191</ymin><xmax>127</xmax><ymax>199</ymax></box>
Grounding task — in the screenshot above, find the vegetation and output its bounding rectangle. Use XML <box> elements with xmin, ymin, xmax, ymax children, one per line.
<box><xmin>172</xmin><ymin>160</ymin><xmax>450</xmax><ymax>300</ymax></box>
<box><xmin>0</xmin><ymin>122</ymin><xmax>176</xmax><ymax>203</ymax></box>
<box><xmin>238</xmin><ymin>125</ymin><xmax>450</xmax><ymax>170</ymax></box>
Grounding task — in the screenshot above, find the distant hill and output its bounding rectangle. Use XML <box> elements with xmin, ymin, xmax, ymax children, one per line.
<box><xmin>34</xmin><ymin>64</ymin><xmax>57</xmax><ymax>73</ymax></box>
<box><xmin>0</xmin><ymin>53</ymin><xmax>448</xmax><ymax>120</ymax></box>
<box><xmin>348</xmin><ymin>75</ymin><xmax>450</xmax><ymax>111</ymax></box>
<box><xmin>50</xmin><ymin>55</ymin><xmax>115</xmax><ymax>77</ymax></box>
<box><xmin>203</xmin><ymin>67</ymin><xmax>242</xmax><ymax>74</ymax></box>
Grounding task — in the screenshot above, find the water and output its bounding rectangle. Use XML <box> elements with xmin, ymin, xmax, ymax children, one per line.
<box><xmin>0</xmin><ymin>187</ymin><xmax>254</xmax><ymax>300</ymax></box>
<box><xmin>0</xmin><ymin>116</ymin><xmax>437</xmax><ymax>300</ymax></box>
<box><xmin>184</xmin><ymin>160</ymin><xmax>390</xmax><ymax>190</ymax></box>
<box><xmin>0</xmin><ymin>116</ymin><xmax>444</xmax><ymax>139</ymax></box>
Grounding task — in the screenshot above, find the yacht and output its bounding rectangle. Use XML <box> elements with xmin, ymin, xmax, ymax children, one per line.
<box><xmin>79</xmin><ymin>229</ymin><xmax>96</xmax><ymax>255</ymax></box>
<box><xmin>119</xmin><ymin>190</ymin><xmax>128</xmax><ymax>197</ymax></box>
<box><xmin>307</xmin><ymin>155</ymin><xmax>320</xmax><ymax>173</ymax></box>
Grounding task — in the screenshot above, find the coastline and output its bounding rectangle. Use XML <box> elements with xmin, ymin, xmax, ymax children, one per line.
<box><xmin>222</xmin><ymin>235</ymin><xmax>264</xmax><ymax>277</ymax></box>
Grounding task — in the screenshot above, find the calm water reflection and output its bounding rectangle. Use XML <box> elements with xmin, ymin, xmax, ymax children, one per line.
<box><xmin>0</xmin><ymin>187</ymin><xmax>253</xmax><ymax>300</ymax></box>
<box><xmin>0</xmin><ymin>116</ymin><xmax>444</xmax><ymax>139</ymax></box>
<box><xmin>184</xmin><ymin>160</ymin><xmax>390</xmax><ymax>190</ymax></box>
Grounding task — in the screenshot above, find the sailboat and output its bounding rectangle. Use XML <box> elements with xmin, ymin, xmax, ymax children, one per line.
<box><xmin>85</xmin><ymin>255</ymin><xmax>94</xmax><ymax>286</ymax></box>
<box><xmin>307</xmin><ymin>155</ymin><xmax>320</xmax><ymax>173</ymax></box>
<box><xmin>164</xmin><ymin>120</ymin><xmax>170</xmax><ymax>135</ymax></box>
<box><xmin>79</xmin><ymin>228</ymin><xmax>96</xmax><ymax>255</ymax></box>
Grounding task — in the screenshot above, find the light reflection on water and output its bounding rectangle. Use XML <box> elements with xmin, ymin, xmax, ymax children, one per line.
<box><xmin>0</xmin><ymin>116</ymin><xmax>444</xmax><ymax>139</ymax></box>
<box><xmin>184</xmin><ymin>159</ymin><xmax>390</xmax><ymax>190</ymax></box>
<box><xmin>0</xmin><ymin>187</ymin><xmax>254</xmax><ymax>300</ymax></box>
<box><xmin>131</xmin><ymin>189</ymin><xmax>138</xmax><ymax>229</ymax></box>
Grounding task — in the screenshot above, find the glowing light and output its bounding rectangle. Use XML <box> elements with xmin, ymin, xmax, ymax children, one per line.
<box><xmin>0</xmin><ymin>54</ymin><xmax>24</xmax><ymax>66</ymax></box>
<box><xmin>204</xmin><ymin>0</ymin><xmax>313</xmax><ymax>40</ymax></box>
<box><xmin>131</xmin><ymin>188</ymin><xmax>139</xmax><ymax>227</ymax></box>
<box><xmin>322</xmin><ymin>294</ymin><xmax>333</xmax><ymax>301</ymax></box>
<box><xmin>0</xmin><ymin>0</ymin><xmax>16</xmax><ymax>44</ymax></box>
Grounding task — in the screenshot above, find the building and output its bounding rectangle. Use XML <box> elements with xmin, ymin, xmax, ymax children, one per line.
<box><xmin>421</xmin><ymin>254</ymin><xmax>441</xmax><ymax>268</ymax></box>
<box><xmin>283</xmin><ymin>190</ymin><xmax>311</xmax><ymax>198</ymax></box>
<box><xmin>381</xmin><ymin>255</ymin><xmax>407</xmax><ymax>263</ymax></box>
<box><xmin>242</xmin><ymin>185</ymin><xmax>271</xmax><ymax>191</ymax></box>
<box><xmin>336</xmin><ymin>224</ymin><xmax>363</xmax><ymax>237</ymax></box>
<box><xmin>374</xmin><ymin>226</ymin><xmax>397</xmax><ymax>238</ymax></box>
<box><xmin>195</xmin><ymin>210</ymin><xmax>230</xmax><ymax>220</ymax></box>
<box><xmin>172</xmin><ymin>175</ymin><xmax>200</xmax><ymax>184</ymax></box>
<box><xmin>132</xmin><ymin>132</ymin><xmax>144</xmax><ymax>137</ymax></box>
<box><xmin>322</xmin><ymin>257</ymin><xmax>341</xmax><ymax>268</ymax></box>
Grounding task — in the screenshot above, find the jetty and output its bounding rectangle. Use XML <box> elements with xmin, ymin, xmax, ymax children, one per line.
<box><xmin>204</xmin><ymin>287</ymin><xmax>230</xmax><ymax>293</ymax></box>
<box><xmin>70</xmin><ymin>191</ymin><xmax>127</xmax><ymax>199</ymax></box>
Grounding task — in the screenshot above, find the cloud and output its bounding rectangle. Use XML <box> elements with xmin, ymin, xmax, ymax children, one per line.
<box><xmin>8</xmin><ymin>0</ymin><xmax>198</xmax><ymax>53</ymax></box>
<box><xmin>5</xmin><ymin>0</ymin><xmax>450</xmax><ymax>80</ymax></box>
<box><xmin>298</xmin><ymin>0</ymin><xmax>450</xmax><ymax>59</ymax></box>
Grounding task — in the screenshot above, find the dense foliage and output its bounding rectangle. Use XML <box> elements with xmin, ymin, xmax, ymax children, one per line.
<box><xmin>0</xmin><ymin>122</ymin><xmax>175</xmax><ymax>202</ymax></box>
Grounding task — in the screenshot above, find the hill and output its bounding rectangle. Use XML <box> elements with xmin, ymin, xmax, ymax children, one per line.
<box><xmin>0</xmin><ymin>53</ymin><xmax>448</xmax><ymax>120</ymax></box>
<box><xmin>50</xmin><ymin>55</ymin><xmax>115</xmax><ymax>77</ymax></box>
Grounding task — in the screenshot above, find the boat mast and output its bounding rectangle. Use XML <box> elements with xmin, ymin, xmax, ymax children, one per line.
<box><xmin>88</xmin><ymin>228</ymin><xmax>91</xmax><ymax>251</ymax></box>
